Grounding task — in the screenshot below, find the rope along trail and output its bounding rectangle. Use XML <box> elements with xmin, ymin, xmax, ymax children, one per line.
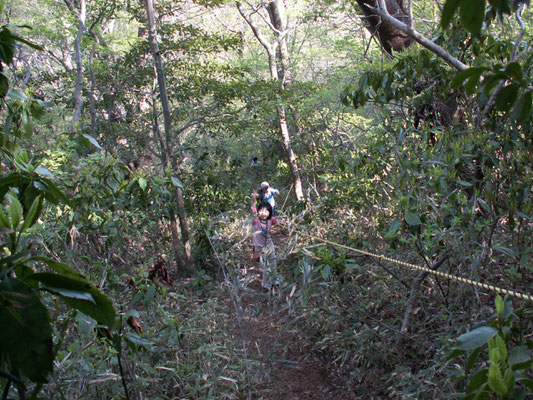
<box><xmin>295</xmin><ymin>230</ymin><xmax>533</xmax><ymax>303</ymax></box>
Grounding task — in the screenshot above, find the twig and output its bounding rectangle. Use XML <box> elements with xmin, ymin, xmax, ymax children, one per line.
<box><xmin>400</xmin><ymin>253</ymin><xmax>448</xmax><ymax>333</ymax></box>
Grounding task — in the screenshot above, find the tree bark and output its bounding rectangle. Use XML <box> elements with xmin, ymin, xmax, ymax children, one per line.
<box><xmin>145</xmin><ymin>0</ymin><xmax>194</xmax><ymax>274</ymax></box>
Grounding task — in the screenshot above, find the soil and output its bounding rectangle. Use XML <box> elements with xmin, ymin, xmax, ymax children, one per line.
<box><xmin>227</xmin><ymin>225</ymin><xmax>361</xmax><ymax>400</ymax></box>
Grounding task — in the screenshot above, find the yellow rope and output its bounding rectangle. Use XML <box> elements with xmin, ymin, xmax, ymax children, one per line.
<box><xmin>295</xmin><ymin>230</ymin><xmax>533</xmax><ymax>303</ymax></box>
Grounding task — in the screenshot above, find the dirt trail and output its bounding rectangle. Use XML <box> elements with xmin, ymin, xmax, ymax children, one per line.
<box><xmin>228</xmin><ymin>226</ymin><xmax>360</xmax><ymax>400</ymax></box>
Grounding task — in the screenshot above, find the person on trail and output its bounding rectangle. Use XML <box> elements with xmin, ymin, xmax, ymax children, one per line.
<box><xmin>250</xmin><ymin>193</ymin><xmax>280</xmax><ymax>289</ymax></box>
<box><xmin>258</xmin><ymin>181</ymin><xmax>279</xmax><ymax>214</ymax></box>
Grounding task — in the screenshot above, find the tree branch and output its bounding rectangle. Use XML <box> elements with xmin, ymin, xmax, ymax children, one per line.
<box><xmin>370</xmin><ymin>0</ymin><xmax>468</xmax><ymax>71</ymax></box>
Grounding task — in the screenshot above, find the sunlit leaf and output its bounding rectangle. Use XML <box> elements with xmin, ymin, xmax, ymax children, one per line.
<box><xmin>455</xmin><ymin>326</ymin><xmax>497</xmax><ymax>350</ymax></box>
<box><xmin>82</xmin><ymin>134</ymin><xmax>102</xmax><ymax>150</ymax></box>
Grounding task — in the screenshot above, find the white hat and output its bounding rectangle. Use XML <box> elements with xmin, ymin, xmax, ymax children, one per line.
<box><xmin>260</xmin><ymin>181</ymin><xmax>269</xmax><ymax>189</ymax></box>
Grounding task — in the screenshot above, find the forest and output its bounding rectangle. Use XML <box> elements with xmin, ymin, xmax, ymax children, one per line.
<box><xmin>0</xmin><ymin>0</ymin><xmax>532</xmax><ymax>398</ymax></box>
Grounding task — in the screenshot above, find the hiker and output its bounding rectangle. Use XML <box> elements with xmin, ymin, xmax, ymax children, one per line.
<box><xmin>250</xmin><ymin>193</ymin><xmax>280</xmax><ymax>289</ymax></box>
<box><xmin>258</xmin><ymin>181</ymin><xmax>279</xmax><ymax>214</ymax></box>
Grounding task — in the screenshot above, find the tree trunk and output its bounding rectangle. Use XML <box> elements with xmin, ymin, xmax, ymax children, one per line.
<box><xmin>145</xmin><ymin>0</ymin><xmax>194</xmax><ymax>274</ymax></box>
<box><xmin>237</xmin><ymin>0</ymin><xmax>304</xmax><ymax>201</ymax></box>
<box><xmin>71</xmin><ymin>0</ymin><xmax>86</xmax><ymax>130</ymax></box>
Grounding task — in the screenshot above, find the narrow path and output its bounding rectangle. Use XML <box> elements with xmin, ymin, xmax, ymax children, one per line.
<box><xmin>228</xmin><ymin>226</ymin><xmax>360</xmax><ymax>400</ymax></box>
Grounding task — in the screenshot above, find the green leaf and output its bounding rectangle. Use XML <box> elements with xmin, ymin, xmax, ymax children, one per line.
<box><xmin>20</xmin><ymin>195</ymin><xmax>42</xmax><ymax>233</ymax></box>
<box><xmin>451</xmin><ymin>67</ymin><xmax>486</xmax><ymax>91</ymax></box>
<box><xmin>386</xmin><ymin>219</ymin><xmax>400</xmax><ymax>237</ymax></box>
<box><xmin>0</xmin><ymin>72</ymin><xmax>8</xmax><ymax>96</ymax></box>
<box><xmin>138</xmin><ymin>177</ymin><xmax>148</xmax><ymax>191</ymax></box>
<box><xmin>35</xmin><ymin>167</ymin><xmax>54</xmax><ymax>179</ymax></box>
<box><xmin>495</xmin><ymin>84</ymin><xmax>519</xmax><ymax>111</ymax></box>
<box><xmin>123</xmin><ymin>333</ymin><xmax>153</xmax><ymax>348</ymax></box>
<box><xmin>6</xmin><ymin>191</ymin><xmax>23</xmax><ymax>228</ymax></box>
<box><xmin>0</xmin><ymin>277</ymin><xmax>53</xmax><ymax>382</ymax></box>
<box><xmin>0</xmin><ymin>27</ymin><xmax>15</xmax><ymax>65</ymax></box>
<box><xmin>511</xmin><ymin>91</ymin><xmax>532</xmax><ymax>122</ymax></box>
<box><xmin>7</xmin><ymin>88</ymin><xmax>27</xmax><ymax>101</ymax></box>
<box><xmin>466</xmin><ymin>369</ymin><xmax>487</xmax><ymax>392</ymax></box>
<box><xmin>30</xmin><ymin>257</ymin><xmax>115</xmax><ymax>327</ymax></box>
<box><xmin>508</xmin><ymin>346</ymin><xmax>532</xmax><ymax>370</ymax></box>
<box><xmin>455</xmin><ymin>326</ymin><xmax>498</xmax><ymax>350</ymax></box>
<box><xmin>441</xmin><ymin>0</ymin><xmax>462</xmax><ymax>28</ymax></box>
<box><xmin>488</xmin><ymin>363</ymin><xmax>507</xmax><ymax>395</ymax></box>
<box><xmin>171</xmin><ymin>176</ymin><xmax>183</xmax><ymax>189</ymax></box>
<box><xmin>504</xmin><ymin>62</ymin><xmax>522</xmax><ymax>81</ymax></box>
<box><xmin>404</xmin><ymin>211</ymin><xmax>421</xmax><ymax>226</ymax></box>
<box><xmin>459</xmin><ymin>0</ymin><xmax>485</xmax><ymax>36</ymax></box>
<box><xmin>9</xmin><ymin>33</ymin><xmax>44</xmax><ymax>51</ymax></box>
<box><xmin>457</xmin><ymin>179</ymin><xmax>473</xmax><ymax>187</ymax></box>
<box><xmin>82</xmin><ymin>134</ymin><xmax>102</xmax><ymax>150</ymax></box>
<box><xmin>58</xmin><ymin>283</ymin><xmax>114</xmax><ymax>327</ymax></box>
<box><xmin>466</xmin><ymin>347</ymin><xmax>483</xmax><ymax>375</ymax></box>
<box><xmin>27</xmin><ymin>273</ymin><xmax>96</xmax><ymax>302</ymax></box>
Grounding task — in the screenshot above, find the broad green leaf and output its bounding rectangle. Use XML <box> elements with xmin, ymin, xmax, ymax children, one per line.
<box><xmin>56</xmin><ymin>283</ymin><xmax>114</xmax><ymax>328</ymax></box>
<box><xmin>495</xmin><ymin>84</ymin><xmax>519</xmax><ymax>111</ymax></box>
<box><xmin>459</xmin><ymin>0</ymin><xmax>485</xmax><ymax>36</ymax></box>
<box><xmin>32</xmin><ymin>256</ymin><xmax>86</xmax><ymax>281</ymax></box>
<box><xmin>511</xmin><ymin>91</ymin><xmax>532</xmax><ymax>122</ymax></box>
<box><xmin>35</xmin><ymin>167</ymin><xmax>54</xmax><ymax>179</ymax></box>
<box><xmin>7</xmin><ymin>88</ymin><xmax>26</xmax><ymax>101</ymax></box>
<box><xmin>27</xmin><ymin>273</ymin><xmax>96</xmax><ymax>303</ymax></box>
<box><xmin>29</xmin><ymin>258</ymin><xmax>115</xmax><ymax>327</ymax></box>
<box><xmin>82</xmin><ymin>134</ymin><xmax>102</xmax><ymax>150</ymax></box>
<box><xmin>451</xmin><ymin>67</ymin><xmax>486</xmax><ymax>90</ymax></box>
<box><xmin>504</xmin><ymin>62</ymin><xmax>522</xmax><ymax>81</ymax></box>
<box><xmin>0</xmin><ymin>277</ymin><xmax>53</xmax><ymax>382</ymax></box>
<box><xmin>0</xmin><ymin>28</ymin><xmax>15</xmax><ymax>64</ymax></box>
<box><xmin>138</xmin><ymin>177</ymin><xmax>148</xmax><ymax>191</ymax></box>
<box><xmin>508</xmin><ymin>346</ymin><xmax>532</xmax><ymax>370</ymax></box>
<box><xmin>171</xmin><ymin>176</ymin><xmax>183</xmax><ymax>189</ymax></box>
<box><xmin>35</xmin><ymin>99</ymin><xmax>53</xmax><ymax>108</ymax></box>
<box><xmin>123</xmin><ymin>333</ymin><xmax>153</xmax><ymax>348</ymax></box>
<box><xmin>441</xmin><ymin>0</ymin><xmax>462</xmax><ymax>28</ymax></box>
<box><xmin>455</xmin><ymin>326</ymin><xmax>498</xmax><ymax>350</ymax></box>
<box><xmin>404</xmin><ymin>211</ymin><xmax>421</xmax><ymax>226</ymax></box>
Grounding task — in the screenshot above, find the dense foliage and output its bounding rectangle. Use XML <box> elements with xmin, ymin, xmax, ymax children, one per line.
<box><xmin>0</xmin><ymin>0</ymin><xmax>531</xmax><ymax>398</ymax></box>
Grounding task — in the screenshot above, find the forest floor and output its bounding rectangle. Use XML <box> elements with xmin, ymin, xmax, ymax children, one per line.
<box><xmin>223</xmin><ymin>225</ymin><xmax>361</xmax><ymax>400</ymax></box>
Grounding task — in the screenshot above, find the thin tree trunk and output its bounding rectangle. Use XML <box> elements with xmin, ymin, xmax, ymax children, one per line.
<box><xmin>145</xmin><ymin>0</ymin><xmax>193</xmax><ymax>273</ymax></box>
<box><xmin>71</xmin><ymin>0</ymin><xmax>86</xmax><ymax>130</ymax></box>
<box><xmin>237</xmin><ymin>1</ymin><xmax>304</xmax><ymax>201</ymax></box>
